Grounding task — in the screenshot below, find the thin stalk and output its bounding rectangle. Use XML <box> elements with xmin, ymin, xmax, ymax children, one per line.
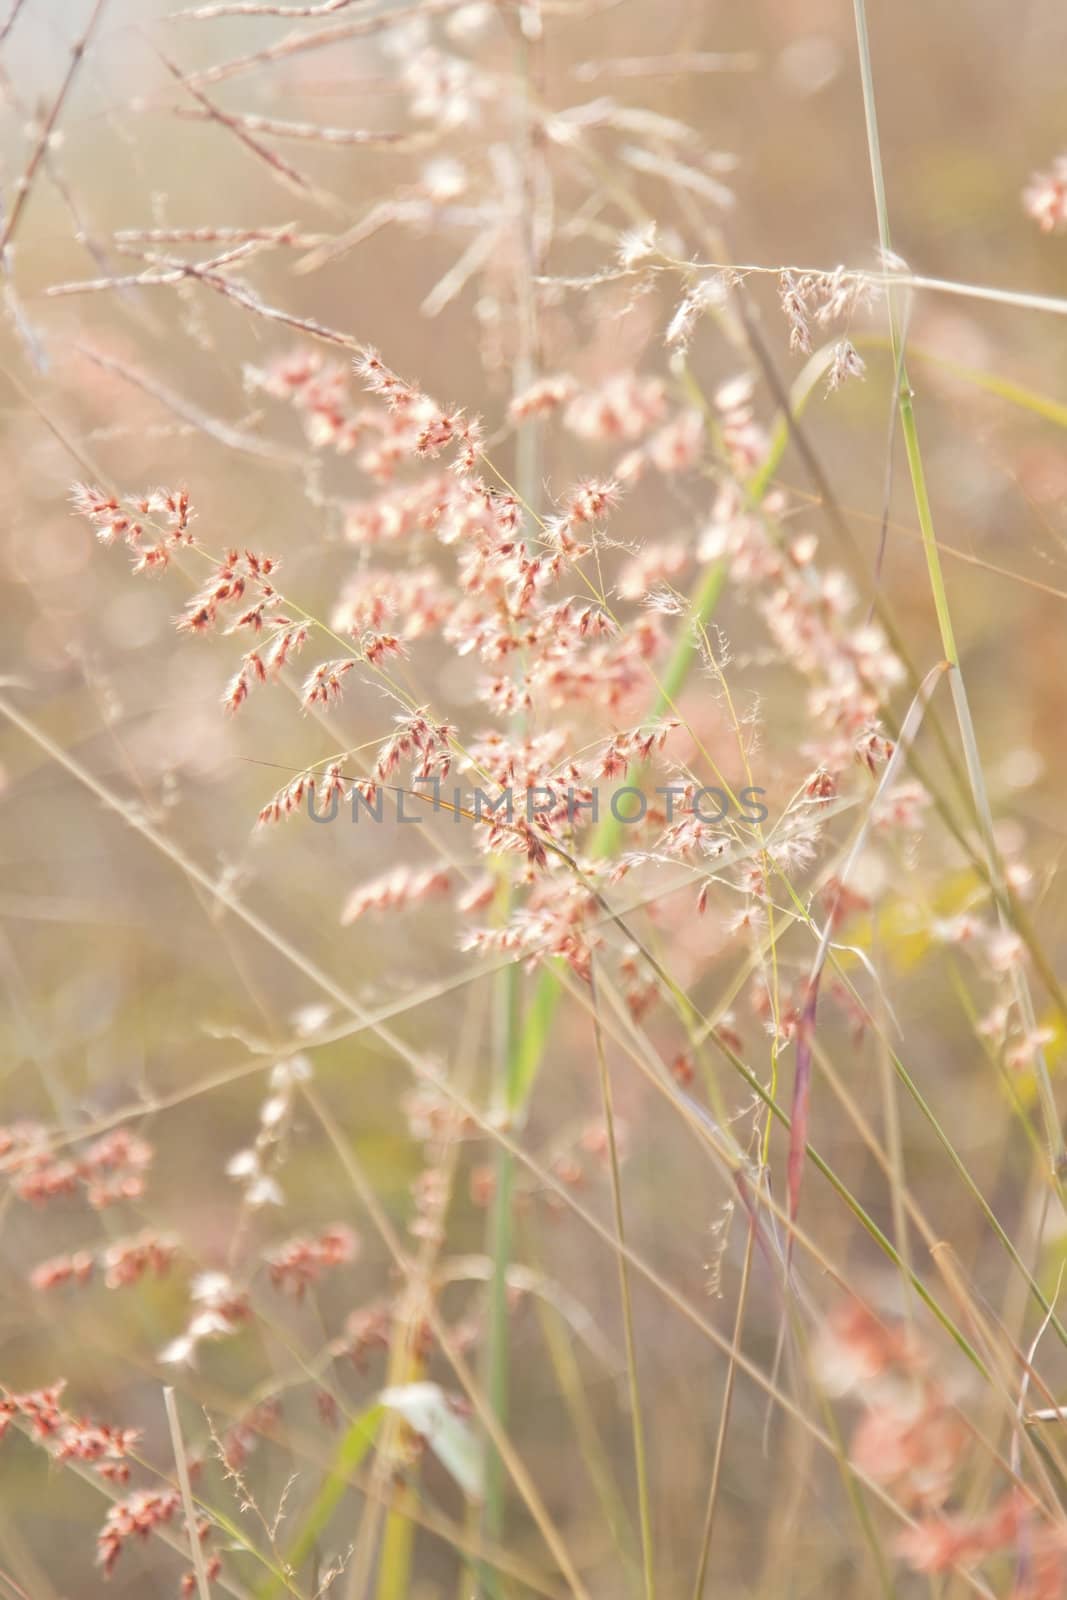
<box><xmin>306</xmin><ymin>1083</ymin><xmax>592</xmax><ymax>1600</ymax></box>
<box><xmin>369</xmin><ymin>1377</ymin><xmax>418</xmax><ymax>1600</ymax></box>
<box><xmin>0</xmin><ymin>685</ymin><xmax>989</xmax><ymax>1389</ymax></box>
<box><xmin>265</xmin><ymin>1407</ymin><xmax>381</xmax><ymax>1597</ymax></box>
<box><xmin>508</xmin><ymin>558</ymin><xmax>726</xmax><ymax>1113</ymax></box>
<box><xmin>163</xmin><ymin>1388</ymin><xmax>213</xmax><ymax>1600</ymax></box>
<box><xmin>874</xmin><ymin>966</ymin><xmax>915</xmax><ymax>1318</ymax></box>
<box><xmin>589</xmin><ymin>967</ymin><xmax>656</xmax><ymax>1600</ymax></box>
<box><xmin>481</xmin><ymin>17</ymin><xmax>545</xmax><ymax>1587</ymax></box>
<box><xmin>691</xmin><ymin>1214</ymin><xmax>755</xmax><ymax>1599</ymax></box>
<box><xmin>768</xmin><ymin>866</ymin><xmax>1067</xmax><ymax>1354</ymax></box>
<box><xmin>482</xmin><ymin>955</ymin><xmax>520</xmax><ymax>1591</ymax></box>
<box><xmin>522</xmin><ymin>1217</ymin><xmax>641</xmax><ymax>1587</ymax></box>
<box><xmin>852</xmin><ymin>0</ymin><xmax>1065</xmax><ymax>1181</ymax></box>
<box><xmin>374</xmin><ymin>1005</ymin><xmax>487</xmax><ymax>1600</ymax></box>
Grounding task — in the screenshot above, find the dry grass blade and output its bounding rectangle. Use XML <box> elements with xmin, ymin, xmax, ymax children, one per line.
<box><xmin>0</xmin><ymin>0</ymin><xmax>108</xmax><ymax>257</ymax></box>
<box><xmin>589</xmin><ymin>964</ymin><xmax>655</xmax><ymax>1600</ymax></box>
<box><xmin>787</xmin><ymin>662</ymin><xmax>949</xmax><ymax>1249</ymax></box>
<box><xmin>172</xmin><ymin>0</ymin><xmax>356</xmax><ymax>16</ymax></box>
<box><xmin>852</xmin><ymin>0</ymin><xmax>1067</xmax><ymax>1182</ymax></box>
<box><xmin>163</xmin><ymin>1389</ymin><xmax>213</xmax><ymax>1600</ymax></box>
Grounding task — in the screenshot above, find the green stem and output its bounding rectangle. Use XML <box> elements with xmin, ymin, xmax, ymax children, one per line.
<box><xmin>590</xmin><ymin>968</ymin><xmax>656</xmax><ymax>1600</ymax></box>
<box><xmin>852</xmin><ymin>0</ymin><xmax>1065</xmax><ymax>1180</ymax></box>
<box><xmin>481</xmin><ymin>17</ymin><xmax>544</xmax><ymax>1580</ymax></box>
<box><xmin>482</xmin><ymin>959</ymin><xmax>520</xmax><ymax>1596</ymax></box>
<box><xmin>507</xmin><ymin>560</ymin><xmax>728</xmax><ymax>1116</ymax></box>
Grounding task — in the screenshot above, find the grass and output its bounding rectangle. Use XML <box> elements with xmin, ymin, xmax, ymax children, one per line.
<box><xmin>2</xmin><ymin>3</ymin><xmax>1067</xmax><ymax>1598</ymax></box>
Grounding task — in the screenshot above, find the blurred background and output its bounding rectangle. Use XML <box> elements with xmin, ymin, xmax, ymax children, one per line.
<box><xmin>2</xmin><ymin>0</ymin><xmax>1067</xmax><ymax>1594</ymax></box>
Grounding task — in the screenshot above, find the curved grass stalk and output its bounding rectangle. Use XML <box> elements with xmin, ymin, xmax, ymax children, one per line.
<box><xmin>557</xmin><ymin>946</ymin><xmax>994</xmax><ymax>1384</ymax></box>
<box><xmin>503</xmin><ymin>335</ymin><xmax>833</xmax><ymax>1121</ymax></box>
<box><xmin>505</xmin><ymin>558</ymin><xmax>728</xmax><ymax>1117</ymax></box>
<box><xmin>0</xmin><ymin>688</ymin><xmax>995</xmax><ymax>1461</ymax></box>
<box><xmin>496</xmin><ymin>339</ymin><xmax>855</xmax><ymax>1125</ymax></box>
<box><xmin>305</xmin><ymin>1082</ymin><xmax>593</xmax><ymax>1600</ymax></box>
<box><xmin>785</xmin><ymin>661</ymin><xmax>949</xmax><ymax>1247</ymax></box>
<box><xmin>852</xmin><ymin>0</ymin><xmax>1066</xmax><ymax>1184</ymax></box>
<box><xmin>520</xmin><ymin>1217</ymin><xmax>642</xmax><ymax>1592</ymax></box>
<box><xmin>505</xmin><ymin>314</ymin><xmax>1067</xmax><ymax>1145</ymax></box>
<box><xmin>260</xmin><ymin>1405</ymin><xmax>382</xmax><ymax>1598</ymax></box>
<box><xmin>736</xmin><ymin>309</ymin><xmax>1067</xmax><ymax>1039</ymax></box>
<box><xmin>856</xmin><ymin>337</ymin><xmax>1067</xmax><ymax>433</ymax></box>
<box><xmin>765</xmin><ymin>864</ymin><xmax>1067</xmax><ymax>1359</ymax></box>
<box><xmin>304</xmin><ymin>1075</ymin><xmax>1002</xmax><ymax>1599</ymax></box>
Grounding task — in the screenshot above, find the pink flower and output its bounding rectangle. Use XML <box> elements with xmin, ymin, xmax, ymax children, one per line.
<box><xmin>1024</xmin><ymin>155</ymin><xmax>1067</xmax><ymax>232</ymax></box>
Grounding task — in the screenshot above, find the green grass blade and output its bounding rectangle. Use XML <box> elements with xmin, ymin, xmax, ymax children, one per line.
<box><xmin>260</xmin><ymin>1403</ymin><xmax>383</xmax><ymax>1598</ymax></box>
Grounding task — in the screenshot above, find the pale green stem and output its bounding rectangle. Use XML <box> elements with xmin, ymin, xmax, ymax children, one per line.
<box><xmin>852</xmin><ymin>0</ymin><xmax>1065</xmax><ymax>1180</ymax></box>
<box><xmin>481</xmin><ymin>19</ymin><xmax>544</xmax><ymax>1590</ymax></box>
<box><xmin>590</xmin><ymin>966</ymin><xmax>656</xmax><ymax>1600</ymax></box>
